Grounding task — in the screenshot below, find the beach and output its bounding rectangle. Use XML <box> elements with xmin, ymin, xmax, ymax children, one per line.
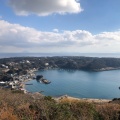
<box><xmin>54</xmin><ymin>95</ymin><xmax>111</xmax><ymax>103</ymax></box>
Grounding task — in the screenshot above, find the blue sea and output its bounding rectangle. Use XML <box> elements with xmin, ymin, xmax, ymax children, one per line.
<box><xmin>0</xmin><ymin>53</ymin><xmax>120</xmax><ymax>58</ymax></box>
<box><xmin>1</xmin><ymin>53</ymin><xmax>120</xmax><ymax>99</ymax></box>
<box><xmin>25</xmin><ymin>69</ymin><xmax>120</xmax><ymax>99</ymax></box>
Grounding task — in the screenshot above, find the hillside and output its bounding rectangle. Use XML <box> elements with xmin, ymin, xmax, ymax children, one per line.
<box><xmin>0</xmin><ymin>88</ymin><xmax>120</xmax><ymax>120</ymax></box>
<box><xmin>1</xmin><ymin>57</ymin><xmax>120</xmax><ymax>73</ymax></box>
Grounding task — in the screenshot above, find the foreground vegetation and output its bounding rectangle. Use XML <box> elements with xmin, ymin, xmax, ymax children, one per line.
<box><xmin>0</xmin><ymin>88</ymin><xmax>120</xmax><ymax>120</ymax></box>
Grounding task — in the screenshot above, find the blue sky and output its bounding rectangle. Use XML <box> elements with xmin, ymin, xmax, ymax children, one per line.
<box><xmin>0</xmin><ymin>0</ymin><xmax>120</xmax><ymax>53</ymax></box>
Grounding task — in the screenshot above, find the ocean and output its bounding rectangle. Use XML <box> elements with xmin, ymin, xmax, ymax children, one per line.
<box><xmin>25</xmin><ymin>69</ymin><xmax>120</xmax><ymax>99</ymax></box>
<box><xmin>0</xmin><ymin>53</ymin><xmax>120</xmax><ymax>58</ymax></box>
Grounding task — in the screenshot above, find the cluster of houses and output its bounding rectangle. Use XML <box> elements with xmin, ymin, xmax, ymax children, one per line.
<box><xmin>0</xmin><ymin>59</ymin><xmax>37</xmax><ymax>93</ymax></box>
<box><xmin>0</xmin><ymin>57</ymin><xmax>55</xmax><ymax>93</ymax></box>
<box><xmin>0</xmin><ymin>69</ymin><xmax>36</xmax><ymax>93</ymax></box>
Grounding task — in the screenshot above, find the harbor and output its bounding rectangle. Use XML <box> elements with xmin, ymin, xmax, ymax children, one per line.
<box><xmin>0</xmin><ymin>68</ymin><xmax>37</xmax><ymax>93</ymax></box>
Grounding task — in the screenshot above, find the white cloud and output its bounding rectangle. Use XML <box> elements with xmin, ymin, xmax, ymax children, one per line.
<box><xmin>9</xmin><ymin>0</ymin><xmax>83</xmax><ymax>16</ymax></box>
<box><xmin>0</xmin><ymin>20</ymin><xmax>120</xmax><ymax>53</ymax></box>
<box><xmin>53</xmin><ymin>29</ymin><xmax>59</xmax><ymax>32</ymax></box>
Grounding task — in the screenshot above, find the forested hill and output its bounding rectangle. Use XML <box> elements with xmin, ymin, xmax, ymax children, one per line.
<box><xmin>0</xmin><ymin>56</ymin><xmax>120</xmax><ymax>72</ymax></box>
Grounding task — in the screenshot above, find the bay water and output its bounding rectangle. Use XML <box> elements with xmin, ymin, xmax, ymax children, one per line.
<box><xmin>25</xmin><ymin>69</ymin><xmax>120</xmax><ymax>99</ymax></box>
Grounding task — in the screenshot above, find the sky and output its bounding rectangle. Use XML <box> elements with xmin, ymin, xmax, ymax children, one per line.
<box><xmin>0</xmin><ymin>0</ymin><xmax>120</xmax><ymax>53</ymax></box>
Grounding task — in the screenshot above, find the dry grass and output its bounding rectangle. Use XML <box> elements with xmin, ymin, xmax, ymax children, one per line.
<box><xmin>0</xmin><ymin>88</ymin><xmax>120</xmax><ymax>120</ymax></box>
<box><xmin>0</xmin><ymin>103</ymin><xmax>18</xmax><ymax>120</ymax></box>
<box><xmin>96</xmin><ymin>103</ymin><xmax>120</xmax><ymax>120</ymax></box>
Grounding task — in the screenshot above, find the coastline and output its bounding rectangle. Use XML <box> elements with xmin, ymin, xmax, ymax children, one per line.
<box><xmin>54</xmin><ymin>95</ymin><xmax>111</xmax><ymax>103</ymax></box>
<box><xmin>22</xmin><ymin>79</ymin><xmax>112</xmax><ymax>103</ymax></box>
<box><xmin>20</xmin><ymin>69</ymin><xmax>37</xmax><ymax>93</ymax></box>
<box><xmin>21</xmin><ymin>75</ymin><xmax>112</xmax><ymax>103</ymax></box>
<box><xmin>94</xmin><ymin>67</ymin><xmax>120</xmax><ymax>72</ymax></box>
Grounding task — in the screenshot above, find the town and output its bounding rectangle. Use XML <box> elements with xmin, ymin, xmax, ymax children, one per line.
<box><xmin>0</xmin><ymin>57</ymin><xmax>53</xmax><ymax>92</ymax></box>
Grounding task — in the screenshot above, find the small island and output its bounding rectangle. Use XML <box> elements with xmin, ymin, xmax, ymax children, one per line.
<box><xmin>36</xmin><ymin>75</ymin><xmax>51</xmax><ymax>84</ymax></box>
